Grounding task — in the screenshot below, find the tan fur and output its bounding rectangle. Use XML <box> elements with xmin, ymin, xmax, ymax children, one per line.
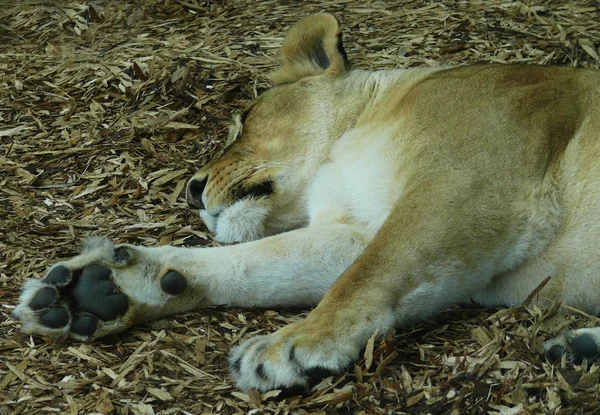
<box><xmin>15</xmin><ymin>13</ymin><xmax>600</xmax><ymax>393</ymax></box>
<box><xmin>199</xmin><ymin>14</ymin><xmax>600</xmax><ymax>390</ymax></box>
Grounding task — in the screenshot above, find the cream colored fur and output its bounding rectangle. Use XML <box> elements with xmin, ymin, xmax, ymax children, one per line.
<box><xmin>14</xmin><ymin>13</ymin><xmax>600</xmax><ymax>393</ymax></box>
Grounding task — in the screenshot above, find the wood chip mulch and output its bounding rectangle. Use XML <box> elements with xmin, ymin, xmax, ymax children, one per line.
<box><xmin>2</xmin><ymin>1</ymin><xmax>600</xmax><ymax>414</ymax></box>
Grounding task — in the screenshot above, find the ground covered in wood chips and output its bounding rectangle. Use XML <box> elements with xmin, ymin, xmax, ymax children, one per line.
<box><xmin>2</xmin><ymin>1</ymin><xmax>600</xmax><ymax>414</ymax></box>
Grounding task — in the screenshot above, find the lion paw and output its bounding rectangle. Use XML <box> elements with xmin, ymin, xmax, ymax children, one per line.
<box><xmin>545</xmin><ymin>328</ymin><xmax>600</xmax><ymax>364</ymax></box>
<box><xmin>229</xmin><ymin>323</ymin><xmax>356</xmax><ymax>394</ymax></box>
<box><xmin>14</xmin><ymin>265</ymin><xmax>129</xmax><ymax>339</ymax></box>
<box><xmin>13</xmin><ymin>237</ymin><xmax>188</xmax><ymax>341</ymax></box>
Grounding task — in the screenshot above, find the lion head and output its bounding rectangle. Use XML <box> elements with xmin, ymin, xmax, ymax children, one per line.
<box><xmin>185</xmin><ymin>14</ymin><xmax>364</xmax><ymax>243</ymax></box>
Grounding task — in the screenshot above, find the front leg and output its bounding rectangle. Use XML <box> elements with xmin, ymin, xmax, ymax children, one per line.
<box><xmin>231</xmin><ymin>179</ymin><xmax>539</xmax><ymax>392</ymax></box>
<box><xmin>13</xmin><ymin>223</ymin><xmax>371</xmax><ymax>341</ymax></box>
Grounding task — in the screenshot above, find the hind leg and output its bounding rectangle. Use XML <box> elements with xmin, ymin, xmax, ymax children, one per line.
<box><xmin>471</xmin><ymin>247</ymin><xmax>600</xmax><ymax>364</ymax></box>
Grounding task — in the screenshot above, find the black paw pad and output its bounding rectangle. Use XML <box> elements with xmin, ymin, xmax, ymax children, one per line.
<box><xmin>45</xmin><ymin>266</ymin><xmax>71</xmax><ymax>286</ymax></box>
<box><xmin>40</xmin><ymin>307</ymin><xmax>69</xmax><ymax>328</ymax></box>
<box><xmin>160</xmin><ymin>271</ymin><xmax>187</xmax><ymax>295</ymax></box>
<box><xmin>71</xmin><ymin>265</ymin><xmax>129</xmax><ymax>321</ymax></box>
<box><xmin>571</xmin><ymin>333</ymin><xmax>599</xmax><ymax>360</ymax></box>
<box><xmin>30</xmin><ymin>287</ymin><xmax>57</xmax><ymax>310</ymax></box>
<box><xmin>71</xmin><ymin>314</ymin><xmax>98</xmax><ymax>336</ymax></box>
<box><xmin>545</xmin><ymin>344</ymin><xmax>565</xmax><ymax>363</ymax></box>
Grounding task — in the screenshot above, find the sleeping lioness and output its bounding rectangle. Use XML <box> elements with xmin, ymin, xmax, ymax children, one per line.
<box><xmin>13</xmin><ymin>13</ymin><xmax>600</xmax><ymax>394</ymax></box>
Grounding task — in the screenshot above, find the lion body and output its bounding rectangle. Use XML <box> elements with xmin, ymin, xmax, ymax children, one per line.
<box><xmin>199</xmin><ymin>62</ymin><xmax>600</xmax><ymax>317</ymax></box>
<box><xmin>15</xmin><ymin>13</ymin><xmax>600</xmax><ymax>393</ymax></box>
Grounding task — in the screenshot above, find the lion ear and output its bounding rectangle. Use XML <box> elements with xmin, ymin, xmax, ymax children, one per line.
<box><xmin>269</xmin><ymin>13</ymin><xmax>349</xmax><ymax>85</ymax></box>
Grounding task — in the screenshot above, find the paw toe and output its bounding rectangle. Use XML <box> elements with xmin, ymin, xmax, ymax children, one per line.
<box><xmin>45</xmin><ymin>265</ymin><xmax>72</xmax><ymax>286</ymax></box>
<box><xmin>71</xmin><ymin>314</ymin><xmax>98</xmax><ymax>336</ymax></box>
<box><xmin>29</xmin><ymin>286</ymin><xmax>58</xmax><ymax>310</ymax></box>
<box><xmin>545</xmin><ymin>344</ymin><xmax>566</xmax><ymax>363</ymax></box>
<box><xmin>40</xmin><ymin>307</ymin><xmax>70</xmax><ymax>328</ymax></box>
<box><xmin>160</xmin><ymin>271</ymin><xmax>187</xmax><ymax>295</ymax></box>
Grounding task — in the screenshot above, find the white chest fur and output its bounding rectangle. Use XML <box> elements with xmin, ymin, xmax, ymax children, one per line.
<box><xmin>307</xmin><ymin>125</ymin><xmax>406</xmax><ymax>233</ymax></box>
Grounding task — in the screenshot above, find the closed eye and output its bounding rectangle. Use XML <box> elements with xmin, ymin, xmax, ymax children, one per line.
<box><xmin>239</xmin><ymin>181</ymin><xmax>274</xmax><ymax>200</ymax></box>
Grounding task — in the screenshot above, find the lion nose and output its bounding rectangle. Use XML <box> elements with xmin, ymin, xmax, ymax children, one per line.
<box><xmin>186</xmin><ymin>178</ymin><xmax>207</xmax><ymax>209</ymax></box>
